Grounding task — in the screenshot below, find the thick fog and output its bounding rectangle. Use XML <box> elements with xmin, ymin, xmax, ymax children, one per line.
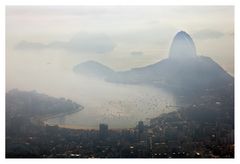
<box><xmin>6</xmin><ymin>63</ymin><xmax>176</xmax><ymax>129</ymax></box>
<box><xmin>6</xmin><ymin>6</ymin><xmax>234</xmax><ymax>129</ymax></box>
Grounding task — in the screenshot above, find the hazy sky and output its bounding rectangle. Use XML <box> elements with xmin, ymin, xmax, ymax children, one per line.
<box><xmin>6</xmin><ymin>6</ymin><xmax>234</xmax><ymax>90</ymax></box>
<box><xmin>5</xmin><ymin>6</ymin><xmax>234</xmax><ymax>128</ymax></box>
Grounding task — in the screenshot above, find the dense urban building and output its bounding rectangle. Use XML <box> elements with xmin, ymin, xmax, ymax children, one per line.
<box><xmin>6</xmin><ymin>90</ymin><xmax>234</xmax><ymax>158</ymax></box>
<box><xmin>99</xmin><ymin>124</ymin><xmax>108</xmax><ymax>139</ymax></box>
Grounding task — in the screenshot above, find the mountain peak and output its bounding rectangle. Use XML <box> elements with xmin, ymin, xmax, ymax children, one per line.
<box><xmin>169</xmin><ymin>31</ymin><xmax>197</xmax><ymax>60</ymax></box>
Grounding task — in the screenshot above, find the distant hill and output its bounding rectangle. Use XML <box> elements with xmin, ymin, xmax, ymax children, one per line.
<box><xmin>6</xmin><ymin>89</ymin><xmax>83</xmax><ymax>117</ymax></box>
<box><xmin>73</xmin><ymin>56</ymin><xmax>233</xmax><ymax>96</ymax></box>
<box><xmin>73</xmin><ymin>31</ymin><xmax>234</xmax><ymax>96</ymax></box>
<box><xmin>73</xmin><ymin>60</ymin><xmax>115</xmax><ymax>79</ymax></box>
<box><xmin>106</xmin><ymin>56</ymin><xmax>233</xmax><ymax>92</ymax></box>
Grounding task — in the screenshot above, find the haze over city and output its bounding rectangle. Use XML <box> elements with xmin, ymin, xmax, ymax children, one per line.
<box><xmin>6</xmin><ymin>6</ymin><xmax>234</xmax><ymax>127</ymax></box>
<box><xmin>5</xmin><ymin>6</ymin><xmax>234</xmax><ymax>158</ymax></box>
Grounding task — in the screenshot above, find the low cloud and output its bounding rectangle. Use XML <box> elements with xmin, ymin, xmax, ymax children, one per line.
<box><xmin>192</xmin><ymin>29</ymin><xmax>225</xmax><ymax>40</ymax></box>
<box><xmin>130</xmin><ymin>51</ymin><xmax>144</xmax><ymax>57</ymax></box>
<box><xmin>15</xmin><ymin>33</ymin><xmax>116</xmax><ymax>54</ymax></box>
<box><xmin>16</xmin><ymin>41</ymin><xmax>47</xmax><ymax>50</ymax></box>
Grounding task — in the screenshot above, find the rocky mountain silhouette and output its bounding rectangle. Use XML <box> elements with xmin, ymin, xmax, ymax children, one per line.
<box><xmin>73</xmin><ymin>31</ymin><xmax>233</xmax><ymax>93</ymax></box>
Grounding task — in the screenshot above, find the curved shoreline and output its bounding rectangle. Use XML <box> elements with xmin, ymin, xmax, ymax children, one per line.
<box><xmin>32</xmin><ymin>106</ymin><xmax>84</xmax><ymax>126</ymax></box>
